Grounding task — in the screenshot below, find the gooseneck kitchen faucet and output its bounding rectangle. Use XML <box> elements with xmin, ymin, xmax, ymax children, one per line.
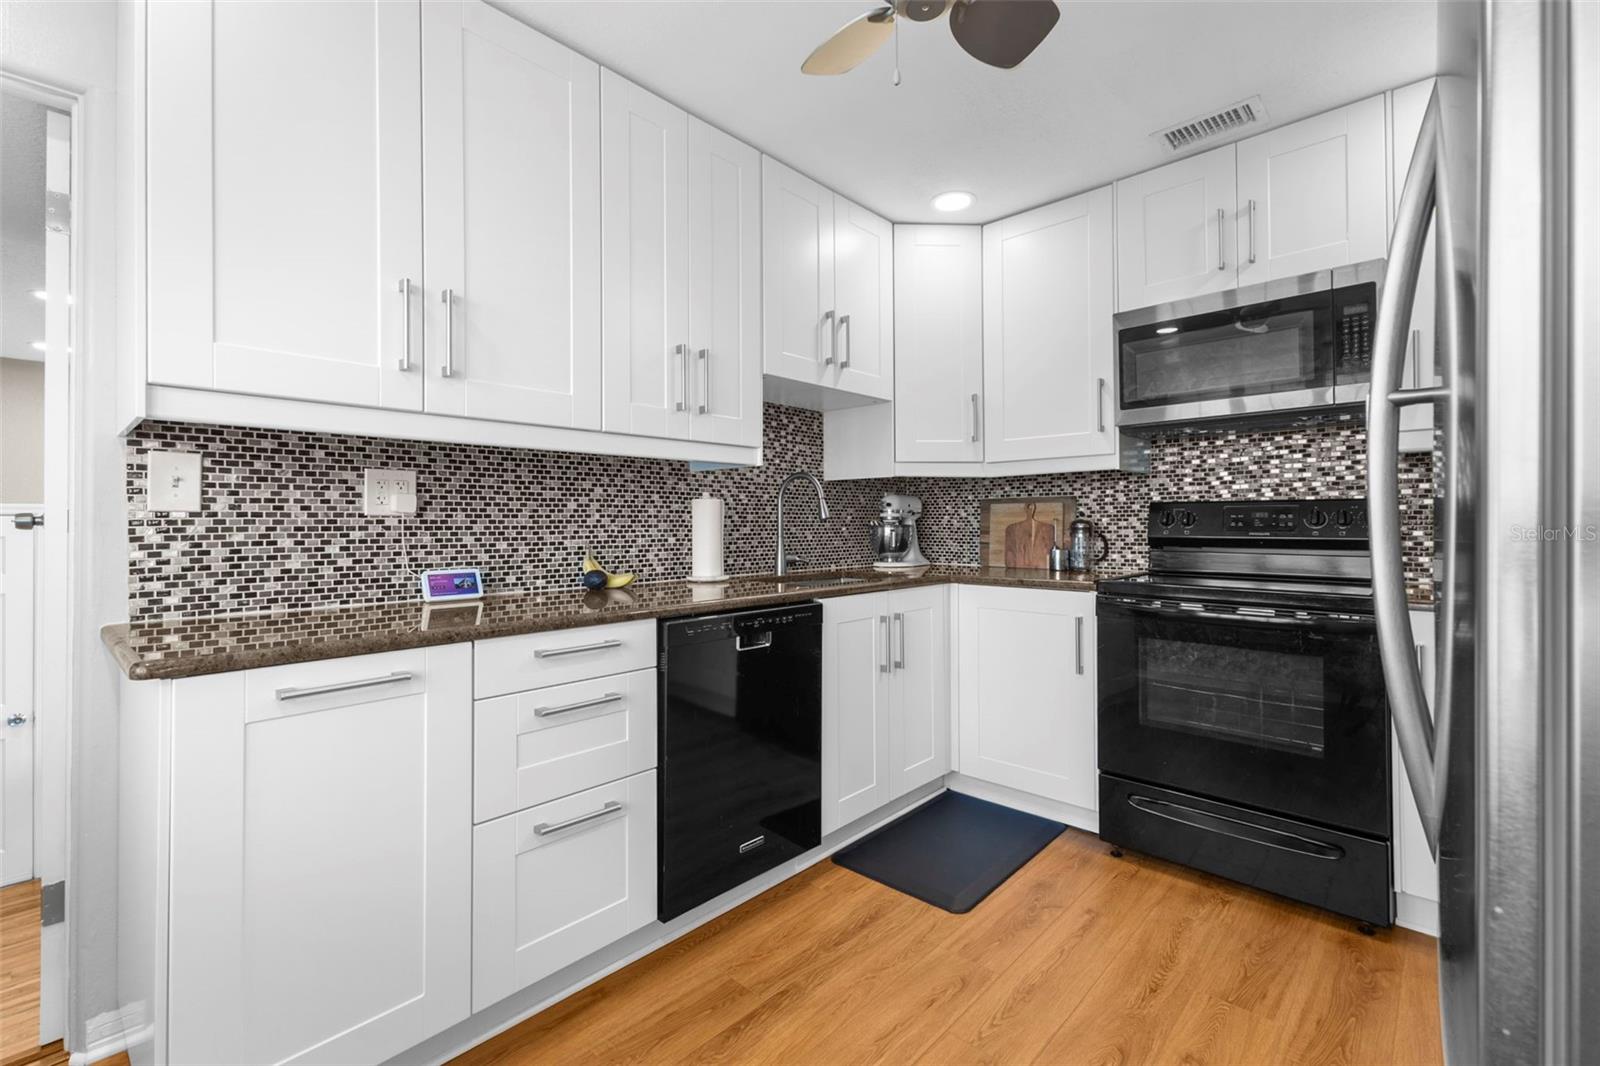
<box><xmin>774</xmin><ymin>471</ymin><xmax>830</xmax><ymax>575</ymax></box>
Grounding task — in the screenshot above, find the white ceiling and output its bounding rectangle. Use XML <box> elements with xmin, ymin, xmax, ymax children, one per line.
<box><xmin>495</xmin><ymin>0</ymin><xmax>1437</xmax><ymax>223</ymax></box>
<box><xmin>0</xmin><ymin>92</ymin><xmax>48</xmax><ymax>362</ymax></box>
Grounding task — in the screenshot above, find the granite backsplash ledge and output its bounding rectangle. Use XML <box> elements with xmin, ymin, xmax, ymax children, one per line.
<box><xmin>127</xmin><ymin>405</ymin><xmax>1434</xmax><ymax>622</ymax></box>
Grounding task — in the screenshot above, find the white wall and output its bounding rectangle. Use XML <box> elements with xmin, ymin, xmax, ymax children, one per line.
<box><xmin>0</xmin><ymin>357</ymin><xmax>45</xmax><ymax>504</ymax></box>
<box><xmin>0</xmin><ymin>0</ymin><xmax>127</xmax><ymax>1053</ymax></box>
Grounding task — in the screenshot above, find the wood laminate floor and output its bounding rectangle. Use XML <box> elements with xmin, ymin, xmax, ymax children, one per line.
<box><xmin>452</xmin><ymin>827</ymin><xmax>1443</xmax><ymax>1066</ymax></box>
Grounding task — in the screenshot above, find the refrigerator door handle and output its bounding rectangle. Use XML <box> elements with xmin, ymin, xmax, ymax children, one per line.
<box><xmin>1367</xmin><ymin>87</ymin><xmax>1453</xmax><ymax>859</ymax></box>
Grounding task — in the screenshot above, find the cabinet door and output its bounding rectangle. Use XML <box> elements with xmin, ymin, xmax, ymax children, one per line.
<box><xmin>146</xmin><ymin>0</ymin><xmax>422</xmax><ymax>410</ymax></box>
<box><xmin>888</xmin><ymin>586</ymin><xmax>951</xmax><ymax>799</ymax></box>
<box><xmin>982</xmin><ymin>187</ymin><xmax>1116</xmax><ymax>463</ymax></box>
<box><xmin>167</xmin><ymin>647</ymin><xmax>470</xmax><ymax>1066</ymax></box>
<box><xmin>1114</xmin><ymin>144</ymin><xmax>1238</xmax><ymax>311</ymax></box>
<box><xmin>422</xmin><ymin>0</ymin><xmax>601</xmax><ymax>428</ymax></box>
<box><xmin>822</xmin><ymin>593</ymin><xmax>891</xmax><ymax>835</ymax></box>
<box><xmin>831</xmin><ymin>197</ymin><xmax>895</xmax><ymax>400</ymax></box>
<box><xmin>1235</xmin><ymin>95</ymin><xmax>1388</xmax><ymax>285</ymax></box>
<box><xmin>1394</xmin><ymin>609</ymin><xmax>1440</xmax><ymax>904</ymax></box>
<box><xmin>956</xmin><ymin>587</ymin><xmax>1097</xmax><ymax>809</ymax></box>
<box><xmin>472</xmin><ymin>770</ymin><xmax>656</xmax><ymax>1011</ymax></box>
<box><xmin>894</xmin><ymin>226</ymin><xmax>984</xmax><ymax>463</ymax></box>
<box><xmin>762</xmin><ymin>156</ymin><xmax>834</xmax><ymax>384</ymax></box>
<box><xmin>687</xmin><ymin>119</ymin><xmax>763</xmax><ymax>447</ymax></box>
<box><xmin>1391</xmin><ymin>78</ymin><xmax>1439</xmax><ymax>450</ymax></box>
<box><xmin>601</xmin><ymin>70</ymin><xmax>690</xmax><ymax>439</ymax></box>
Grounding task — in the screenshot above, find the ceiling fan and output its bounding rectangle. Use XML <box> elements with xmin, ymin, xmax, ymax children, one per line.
<box><xmin>801</xmin><ymin>0</ymin><xmax>1061</xmax><ymax>76</ymax></box>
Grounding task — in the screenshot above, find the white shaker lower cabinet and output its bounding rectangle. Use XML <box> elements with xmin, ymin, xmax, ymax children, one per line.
<box><xmin>956</xmin><ymin>586</ymin><xmax>1097</xmax><ymax>813</ymax></box>
<box><xmin>821</xmin><ymin>588</ymin><xmax>951</xmax><ymax>834</ymax></box>
<box><xmin>472</xmin><ymin>770</ymin><xmax>658</xmax><ymax>1011</ymax></box>
<box><xmin>1394</xmin><ymin>609</ymin><xmax>1441</xmax><ymax>927</ymax></box>
<box><xmin>165</xmin><ymin>647</ymin><xmax>472</xmax><ymax>1066</ymax></box>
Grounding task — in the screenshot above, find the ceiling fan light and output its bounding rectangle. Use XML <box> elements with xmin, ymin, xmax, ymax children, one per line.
<box><xmin>932</xmin><ymin>190</ymin><xmax>975</xmax><ymax>212</ymax></box>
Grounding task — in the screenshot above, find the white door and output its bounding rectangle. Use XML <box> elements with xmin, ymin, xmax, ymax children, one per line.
<box><xmin>0</xmin><ymin>522</ymin><xmax>35</xmax><ymax>886</ymax></box>
<box><xmin>822</xmin><ymin>593</ymin><xmax>891</xmax><ymax>834</ymax></box>
<box><xmin>1391</xmin><ymin>78</ymin><xmax>1439</xmax><ymax>450</ymax></box>
<box><xmin>1235</xmin><ymin>95</ymin><xmax>1388</xmax><ymax>285</ymax></box>
<box><xmin>831</xmin><ymin>197</ymin><xmax>894</xmax><ymax>400</ymax></box>
<box><xmin>762</xmin><ymin>156</ymin><xmax>834</xmax><ymax>384</ymax></box>
<box><xmin>893</xmin><ymin>225</ymin><xmax>984</xmax><ymax>463</ymax></box>
<box><xmin>887</xmin><ymin>586</ymin><xmax>950</xmax><ymax>799</ymax></box>
<box><xmin>472</xmin><ymin>770</ymin><xmax>656</xmax><ymax>1011</ymax></box>
<box><xmin>145</xmin><ymin>0</ymin><xmax>423</xmax><ymax>410</ymax></box>
<box><xmin>423</xmin><ymin>0</ymin><xmax>601</xmax><ymax>429</ymax></box>
<box><xmin>1114</xmin><ymin>143</ymin><xmax>1238</xmax><ymax>311</ymax></box>
<box><xmin>601</xmin><ymin>70</ymin><xmax>689</xmax><ymax>439</ymax></box>
<box><xmin>166</xmin><ymin>647</ymin><xmax>471</xmax><ymax>1066</ymax></box>
<box><xmin>957</xmin><ymin>587</ymin><xmax>1097</xmax><ymax>809</ymax></box>
<box><xmin>982</xmin><ymin>186</ymin><xmax>1116</xmax><ymax>463</ymax></box>
<box><xmin>687</xmin><ymin>118</ymin><xmax>763</xmax><ymax>447</ymax></box>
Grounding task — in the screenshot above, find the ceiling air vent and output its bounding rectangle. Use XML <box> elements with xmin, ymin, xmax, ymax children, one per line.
<box><xmin>1152</xmin><ymin>96</ymin><xmax>1267</xmax><ymax>152</ymax></box>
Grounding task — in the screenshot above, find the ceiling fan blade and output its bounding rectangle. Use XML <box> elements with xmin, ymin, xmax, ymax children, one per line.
<box><xmin>948</xmin><ymin>0</ymin><xmax>1060</xmax><ymax>69</ymax></box>
<box><xmin>802</xmin><ymin>7</ymin><xmax>896</xmax><ymax>75</ymax></box>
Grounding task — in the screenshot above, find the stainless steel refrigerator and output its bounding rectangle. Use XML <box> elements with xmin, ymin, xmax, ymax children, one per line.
<box><xmin>1367</xmin><ymin>0</ymin><xmax>1597</xmax><ymax>1061</ymax></box>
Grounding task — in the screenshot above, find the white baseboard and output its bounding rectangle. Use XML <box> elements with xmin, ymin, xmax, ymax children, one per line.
<box><xmin>943</xmin><ymin>773</ymin><xmax>1099</xmax><ymax>835</ymax></box>
<box><xmin>1395</xmin><ymin>891</ymin><xmax>1440</xmax><ymax>936</ymax></box>
<box><xmin>390</xmin><ymin>782</ymin><xmax>947</xmax><ymax>1066</ymax></box>
<box><xmin>71</xmin><ymin>1003</ymin><xmax>149</xmax><ymax>1065</ymax></box>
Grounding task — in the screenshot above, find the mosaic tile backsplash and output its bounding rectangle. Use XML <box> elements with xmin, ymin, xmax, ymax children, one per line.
<box><xmin>126</xmin><ymin>405</ymin><xmax>1434</xmax><ymax>621</ymax></box>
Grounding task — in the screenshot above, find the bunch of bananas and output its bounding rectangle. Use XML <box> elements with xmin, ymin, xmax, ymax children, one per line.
<box><xmin>581</xmin><ymin>552</ymin><xmax>636</xmax><ymax>590</ymax></box>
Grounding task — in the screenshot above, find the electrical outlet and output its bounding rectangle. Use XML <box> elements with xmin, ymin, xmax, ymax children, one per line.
<box><xmin>363</xmin><ymin>469</ymin><xmax>417</xmax><ymax>516</ymax></box>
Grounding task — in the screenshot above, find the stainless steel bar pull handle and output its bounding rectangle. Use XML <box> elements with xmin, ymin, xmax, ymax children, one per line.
<box><xmin>1097</xmin><ymin>378</ymin><xmax>1107</xmax><ymax>433</ymax></box>
<box><xmin>879</xmin><ymin>615</ymin><xmax>891</xmax><ymax>673</ymax></box>
<box><xmin>534</xmin><ymin>692</ymin><xmax>623</xmax><ymax>718</ymax></box>
<box><xmin>1216</xmin><ymin>208</ymin><xmax>1226</xmax><ymax>271</ymax></box>
<box><xmin>675</xmin><ymin>343</ymin><xmax>689</xmax><ymax>411</ymax></box>
<box><xmin>821</xmin><ymin>310</ymin><xmax>835</xmax><ymax>366</ymax></box>
<box><xmin>276</xmin><ymin>671</ymin><xmax>413</xmax><ymax>702</ymax></box>
<box><xmin>1366</xmin><ymin>87</ymin><xmax>1450</xmax><ymax>857</ymax></box>
<box><xmin>970</xmin><ymin>393</ymin><xmax>981</xmax><ymax>443</ymax></box>
<box><xmin>1247</xmin><ymin>199</ymin><xmax>1258</xmax><ymax>264</ymax></box>
<box><xmin>1409</xmin><ymin>328</ymin><xmax>1423</xmax><ymax>387</ymax></box>
<box><xmin>893</xmin><ymin>612</ymin><xmax>905</xmax><ymax>670</ymax></box>
<box><xmin>1074</xmin><ymin>617</ymin><xmax>1084</xmax><ymax>675</ymax></box>
<box><xmin>397</xmin><ymin>278</ymin><xmax>413</xmax><ymax>371</ymax></box>
<box><xmin>838</xmin><ymin>313</ymin><xmax>852</xmax><ymax>370</ymax></box>
<box><xmin>440</xmin><ymin>288</ymin><xmax>455</xmax><ymax>378</ymax></box>
<box><xmin>533</xmin><ymin>800</ymin><xmax>623</xmax><ymax>836</ymax></box>
<box><xmin>534</xmin><ymin>639</ymin><xmax>623</xmax><ymax>659</ymax></box>
<box><xmin>697</xmin><ymin>348</ymin><xmax>709</xmax><ymax>414</ymax></box>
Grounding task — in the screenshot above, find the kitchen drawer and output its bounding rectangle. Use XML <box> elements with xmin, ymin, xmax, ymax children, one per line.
<box><xmin>474</xmin><ymin>668</ymin><xmax>658</xmax><ymax>823</ymax></box>
<box><xmin>242</xmin><ymin>648</ymin><xmax>430</xmax><ymax>723</ymax></box>
<box><xmin>474</xmin><ymin>620</ymin><xmax>656</xmax><ymax>698</ymax></box>
<box><xmin>472</xmin><ymin>770</ymin><xmax>657</xmax><ymax>1011</ymax></box>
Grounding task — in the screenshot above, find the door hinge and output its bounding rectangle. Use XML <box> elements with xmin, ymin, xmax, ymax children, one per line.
<box><xmin>41</xmin><ymin>880</ymin><xmax>65</xmax><ymax>926</ymax></box>
<box><xmin>45</xmin><ymin>190</ymin><xmax>71</xmax><ymax>235</ymax></box>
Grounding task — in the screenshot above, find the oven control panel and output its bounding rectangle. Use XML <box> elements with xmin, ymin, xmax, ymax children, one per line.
<box><xmin>1149</xmin><ymin>499</ymin><xmax>1369</xmax><ymax>541</ymax></box>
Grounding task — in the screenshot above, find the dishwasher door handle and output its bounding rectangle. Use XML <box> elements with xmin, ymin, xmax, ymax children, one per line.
<box><xmin>736</xmin><ymin>631</ymin><xmax>773</xmax><ymax>652</ymax></box>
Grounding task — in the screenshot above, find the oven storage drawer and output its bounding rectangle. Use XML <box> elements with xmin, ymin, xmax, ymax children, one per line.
<box><xmin>1098</xmin><ymin>774</ymin><xmax>1392</xmax><ymax>926</ymax></box>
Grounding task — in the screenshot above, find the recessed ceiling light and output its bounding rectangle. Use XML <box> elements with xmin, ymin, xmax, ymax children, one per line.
<box><xmin>1156</xmin><ymin>326</ymin><xmax>1179</xmax><ymax>335</ymax></box>
<box><xmin>931</xmin><ymin>191</ymin><xmax>974</xmax><ymax>213</ymax></box>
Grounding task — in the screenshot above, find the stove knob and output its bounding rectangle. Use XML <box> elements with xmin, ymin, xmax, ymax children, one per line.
<box><xmin>1179</xmin><ymin>509</ymin><xmax>1198</xmax><ymax>528</ymax></box>
<box><xmin>1157</xmin><ymin>509</ymin><xmax>1176</xmax><ymax>529</ymax></box>
<box><xmin>1305</xmin><ymin>506</ymin><xmax>1329</xmax><ymax>529</ymax></box>
<box><xmin>1334</xmin><ymin>508</ymin><xmax>1355</xmax><ymax>528</ymax></box>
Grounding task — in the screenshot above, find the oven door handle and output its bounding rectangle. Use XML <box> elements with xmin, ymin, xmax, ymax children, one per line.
<box><xmin>1105</xmin><ymin>600</ymin><xmax>1367</xmax><ymax>629</ymax></box>
<box><xmin>1127</xmin><ymin>795</ymin><xmax>1345</xmax><ymax>861</ymax></box>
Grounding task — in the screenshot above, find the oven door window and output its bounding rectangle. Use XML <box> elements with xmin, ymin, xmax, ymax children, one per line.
<box><xmin>1097</xmin><ymin>601</ymin><xmax>1388</xmax><ymax>838</ymax></box>
<box><xmin>1118</xmin><ymin>293</ymin><xmax>1333</xmax><ymax>410</ymax></box>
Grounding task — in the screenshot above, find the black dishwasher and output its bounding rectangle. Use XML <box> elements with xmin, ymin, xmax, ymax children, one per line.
<box><xmin>658</xmin><ymin>603</ymin><xmax>823</xmax><ymax>921</ymax></box>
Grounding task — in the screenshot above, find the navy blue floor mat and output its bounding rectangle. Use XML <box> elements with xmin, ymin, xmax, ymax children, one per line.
<box><xmin>831</xmin><ymin>791</ymin><xmax>1067</xmax><ymax>913</ymax></box>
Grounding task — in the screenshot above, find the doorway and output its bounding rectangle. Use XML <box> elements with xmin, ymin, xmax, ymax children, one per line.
<box><xmin>0</xmin><ymin>76</ymin><xmax>74</xmax><ymax>1062</ymax></box>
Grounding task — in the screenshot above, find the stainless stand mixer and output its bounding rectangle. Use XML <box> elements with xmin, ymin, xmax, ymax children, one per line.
<box><xmin>868</xmin><ymin>493</ymin><xmax>930</xmax><ymax>569</ymax></box>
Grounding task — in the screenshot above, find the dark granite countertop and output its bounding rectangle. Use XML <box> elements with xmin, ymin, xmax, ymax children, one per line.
<box><xmin>103</xmin><ymin>565</ymin><xmax>1119</xmax><ymax>681</ymax></box>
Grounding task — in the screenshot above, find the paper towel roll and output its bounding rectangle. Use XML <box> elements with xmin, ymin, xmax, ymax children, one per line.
<box><xmin>691</xmin><ymin>494</ymin><xmax>725</xmax><ymax>580</ymax></box>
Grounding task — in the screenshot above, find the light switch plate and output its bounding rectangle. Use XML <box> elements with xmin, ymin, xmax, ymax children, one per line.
<box><xmin>147</xmin><ymin>450</ymin><xmax>202</xmax><ymax>512</ymax></box>
<box><xmin>363</xmin><ymin>469</ymin><xmax>417</xmax><ymax>516</ymax></box>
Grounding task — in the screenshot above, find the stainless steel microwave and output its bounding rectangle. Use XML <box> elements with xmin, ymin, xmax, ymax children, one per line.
<box><xmin>1113</xmin><ymin>260</ymin><xmax>1384</xmax><ymax>430</ymax></box>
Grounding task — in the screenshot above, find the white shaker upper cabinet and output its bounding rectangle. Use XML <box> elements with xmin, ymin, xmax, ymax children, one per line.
<box><xmin>763</xmin><ymin>157</ymin><xmax>835</xmax><ymax>385</ymax></box>
<box><xmin>1114</xmin><ymin>143</ymin><xmax>1238</xmax><ymax>312</ymax></box>
<box><xmin>982</xmin><ymin>186</ymin><xmax>1116</xmax><ymax>463</ymax></box>
<box><xmin>600</xmin><ymin>70</ymin><xmax>690</xmax><ymax>439</ymax></box>
<box><xmin>1234</xmin><ymin>95</ymin><xmax>1388</xmax><ymax>286</ymax></box>
<box><xmin>687</xmin><ymin>118</ymin><xmax>763</xmax><ymax>448</ymax></box>
<box><xmin>830</xmin><ymin>198</ymin><xmax>895</xmax><ymax>401</ymax></box>
<box><xmin>146</xmin><ymin>0</ymin><xmax>423</xmax><ymax>410</ymax></box>
<box><xmin>894</xmin><ymin>225</ymin><xmax>984</xmax><ymax>463</ymax></box>
<box><xmin>423</xmin><ymin>0</ymin><xmax>601</xmax><ymax>429</ymax></box>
